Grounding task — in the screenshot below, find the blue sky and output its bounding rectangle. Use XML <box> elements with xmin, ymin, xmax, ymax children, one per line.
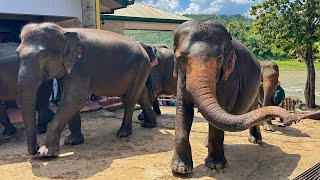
<box><xmin>135</xmin><ymin>0</ymin><xmax>262</xmax><ymax>16</ymax></box>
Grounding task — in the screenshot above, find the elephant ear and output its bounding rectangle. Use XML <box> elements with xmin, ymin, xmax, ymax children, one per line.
<box><xmin>173</xmin><ymin>58</ymin><xmax>178</xmax><ymax>78</ymax></box>
<box><xmin>63</xmin><ymin>32</ymin><xmax>83</xmax><ymax>74</ymax></box>
<box><xmin>221</xmin><ymin>38</ymin><xmax>237</xmax><ymax>81</ymax></box>
<box><xmin>146</xmin><ymin>45</ymin><xmax>159</xmax><ymax>68</ymax></box>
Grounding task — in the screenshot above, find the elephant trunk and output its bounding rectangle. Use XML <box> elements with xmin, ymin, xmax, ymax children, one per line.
<box><xmin>187</xmin><ymin>60</ymin><xmax>294</xmax><ymax>132</ymax></box>
<box><xmin>262</xmin><ymin>73</ymin><xmax>278</xmax><ymax>107</ymax></box>
<box><xmin>18</xmin><ymin>65</ymin><xmax>42</xmax><ymax>155</ymax></box>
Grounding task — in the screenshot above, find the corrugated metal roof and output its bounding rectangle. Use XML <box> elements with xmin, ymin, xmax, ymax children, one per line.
<box><xmin>106</xmin><ymin>3</ymin><xmax>190</xmax><ymax>21</ymax></box>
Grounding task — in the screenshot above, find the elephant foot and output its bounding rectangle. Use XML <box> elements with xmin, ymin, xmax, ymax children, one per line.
<box><xmin>141</xmin><ymin>120</ymin><xmax>156</xmax><ymax>128</ymax></box>
<box><xmin>153</xmin><ymin>108</ymin><xmax>161</xmax><ymax>115</ymax></box>
<box><xmin>171</xmin><ymin>155</ymin><xmax>193</xmax><ymax>174</ymax></box>
<box><xmin>116</xmin><ymin>124</ymin><xmax>132</xmax><ymax>138</ymax></box>
<box><xmin>2</xmin><ymin>126</ymin><xmax>17</xmax><ymax>136</ymax></box>
<box><xmin>38</xmin><ymin>145</ymin><xmax>59</xmax><ymax>157</ymax></box>
<box><xmin>248</xmin><ymin>135</ymin><xmax>262</xmax><ymax>144</ymax></box>
<box><xmin>138</xmin><ymin>112</ymin><xmax>144</xmax><ymax>121</ymax></box>
<box><xmin>263</xmin><ymin>123</ymin><xmax>275</xmax><ymax>132</ymax></box>
<box><xmin>64</xmin><ymin>132</ymin><xmax>84</xmax><ymax>145</ymax></box>
<box><xmin>37</xmin><ymin>124</ymin><xmax>47</xmax><ymax>134</ymax></box>
<box><xmin>205</xmin><ymin>154</ymin><xmax>227</xmax><ymax>170</ymax></box>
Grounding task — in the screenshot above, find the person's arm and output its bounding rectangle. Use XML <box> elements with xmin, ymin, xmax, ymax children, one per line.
<box><xmin>280</xmin><ymin>96</ymin><xmax>285</xmax><ymax>108</ymax></box>
<box><xmin>295</xmin><ymin>110</ymin><xmax>320</xmax><ymax>121</ymax></box>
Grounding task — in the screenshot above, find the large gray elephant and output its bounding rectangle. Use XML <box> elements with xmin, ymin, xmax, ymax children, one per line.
<box><xmin>259</xmin><ymin>60</ymin><xmax>283</xmax><ymax>131</ymax></box>
<box><xmin>17</xmin><ymin>22</ymin><xmax>156</xmax><ymax>156</ymax></box>
<box><xmin>138</xmin><ymin>43</ymin><xmax>177</xmax><ymax>119</ymax></box>
<box><xmin>171</xmin><ymin>20</ymin><xmax>296</xmax><ymax>173</ymax></box>
<box><xmin>0</xmin><ymin>43</ymin><xmax>54</xmax><ymax>136</ymax></box>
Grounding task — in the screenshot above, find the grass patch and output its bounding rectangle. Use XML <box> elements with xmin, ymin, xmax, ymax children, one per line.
<box><xmin>267</xmin><ymin>59</ymin><xmax>320</xmax><ymax>71</ymax></box>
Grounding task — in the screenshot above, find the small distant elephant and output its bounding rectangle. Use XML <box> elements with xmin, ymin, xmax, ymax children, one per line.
<box><xmin>0</xmin><ymin>54</ymin><xmax>55</xmax><ymax>136</ymax></box>
<box><xmin>137</xmin><ymin>43</ymin><xmax>177</xmax><ymax>119</ymax></box>
<box><xmin>171</xmin><ymin>20</ymin><xmax>296</xmax><ymax>174</ymax></box>
<box><xmin>17</xmin><ymin>22</ymin><xmax>156</xmax><ymax>156</ymax></box>
<box><xmin>259</xmin><ymin>60</ymin><xmax>283</xmax><ymax>131</ymax></box>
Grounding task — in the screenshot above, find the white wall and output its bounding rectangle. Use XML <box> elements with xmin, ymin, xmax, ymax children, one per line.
<box><xmin>0</xmin><ymin>0</ymin><xmax>82</xmax><ymax>22</ymax></box>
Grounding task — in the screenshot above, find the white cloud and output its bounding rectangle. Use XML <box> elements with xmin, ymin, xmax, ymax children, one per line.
<box><xmin>184</xmin><ymin>0</ymin><xmax>223</xmax><ymax>14</ymax></box>
<box><xmin>136</xmin><ymin>0</ymin><xmax>260</xmax><ymax>15</ymax></box>
<box><xmin>230</xmin><ymin>0</ymin><xmax>255</xmax><ymax>4</ymax></box>
<box><xmin>137</xmin><ymin>0</ymin><xmax>182</xmax><ymax>13</ymax></box>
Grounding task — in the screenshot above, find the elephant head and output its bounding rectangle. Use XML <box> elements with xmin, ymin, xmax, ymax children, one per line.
<box><xmin>174</xmin><ymin>20</ymin><xmax>295</xmax><ymax>132</ymax></box>
<box><xmin>16</xmin><ymin>23</ymin><xmax>83</xmax><ymax>155</ymax></box>
<box><xmin>260</xmin><ymin>61</ymin><xmax>280</xmax><ymax>106</ymax></box>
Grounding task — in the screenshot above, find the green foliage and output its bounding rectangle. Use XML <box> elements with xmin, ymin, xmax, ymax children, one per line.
<box><xmin>250</xmin><ymin>0</ymin><xmax>320</xmax><ymax>60</ymax></box>
<box><xmin>125</xmin><ymin>30</ymin><xmax>174</xmax><ymax>49</ymax></box>
<box><xmin>273</xmin><ymin>59</ymin><xmax>320</xmax><ymax>71</ymax></box>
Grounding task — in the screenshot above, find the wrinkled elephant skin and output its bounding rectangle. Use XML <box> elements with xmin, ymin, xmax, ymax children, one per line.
<box><xmin>138</xmin><ymin>43</ymin><xmax>177</xmax><ymax>119</ymax></box>
<box><xmin>0</xmin><ymin>52</ymin><xmax>54</xmax><ymax>136</ymax></box>
<box><xmin>17</xmin><ymin>23</ymin><xmax>156</xmax><ymax>156</ymax></box>
<box><xmin>259</xmin><ymin>60</ymin><xmax>280</xmax><ymax>132</ymax></box>
<box><xmin>171</xmin><ymin>20</ymin><xmax>296</xmax><ymax>174</ymax></box>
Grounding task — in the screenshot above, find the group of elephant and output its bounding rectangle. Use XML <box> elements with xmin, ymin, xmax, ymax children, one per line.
<box><xmin>0</xmin><ymin>20</ymin><xmax>296</xmax><ymax>174</ymax></box>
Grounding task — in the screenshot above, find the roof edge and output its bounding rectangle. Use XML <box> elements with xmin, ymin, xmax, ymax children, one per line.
<box><xmin>101</xmin><ymin>14</ymin><xmax>189</xmax><ymax>24</ymax></box>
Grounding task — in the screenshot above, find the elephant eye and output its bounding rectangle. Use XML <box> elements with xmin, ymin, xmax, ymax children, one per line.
<box><xmin>216</xmin><ymin>55</ymin><xmax>223</xmax><ymax>62</ymax></box>
<box><xmin>39</xmin><ymin>50</ymin><xmax>48</xmax><ymax>59</ymax></box>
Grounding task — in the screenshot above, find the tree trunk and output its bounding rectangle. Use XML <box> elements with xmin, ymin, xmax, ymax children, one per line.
<box><xmin>304</xmin><ymin>43</ymin><xmax>316</xmax><ymax>108</ymax></box>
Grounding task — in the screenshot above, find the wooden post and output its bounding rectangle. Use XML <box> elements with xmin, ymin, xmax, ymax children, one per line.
<box><xmin>95</xmin><ymin>0</ymin><xmax>101</xmax><ymax>29</ymax></box>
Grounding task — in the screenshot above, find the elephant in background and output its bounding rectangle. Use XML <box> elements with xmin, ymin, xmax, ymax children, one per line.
<box><xmin>171</xmin><ymin>20</ymin><xmax>296</xmax><ymax>173</ymax></box>
<box><xmin>259</xmin><ymin>60</ymin><xmax>285</xmax><ymax>131</ymax></box>
<box><xmin>137</xmin><ymin>43</ymin><xmax>177</xmax><ymax>119</ymax></box>
<box><xmin>17</xmin><ymin>22</ymin><xmax>156</xmax><ymax>156</ymax></box>
<box><xmin>0</xmin><ymin>54</ymin><xmax>55</xmax><ymax>136</ymax></box>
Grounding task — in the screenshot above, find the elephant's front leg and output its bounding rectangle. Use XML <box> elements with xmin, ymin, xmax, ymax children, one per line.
<box><xmin>38</xmin><ymin>77</ymin><xmax>88</xmax><ymax>157</ymax></box>
<box><xmin>36</xmin><ymin>80</ymin><xmax>53</xmax><ymax>134</ymax></box>
<box><xmin>205</xmin><ymin>125</ymin><xmax>227</xmax><ymax>170</ymax></box>
<box><xmin>248</xmin><ymin>98</ymin><xmax>263</xmax><ymax>144</ymax></box>
<box><xmin>171</xmin><ymin>79</ymin><xmax>194</xmax><ymax>174</ymax></box>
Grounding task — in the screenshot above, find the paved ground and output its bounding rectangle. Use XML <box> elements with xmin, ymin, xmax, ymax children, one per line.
<box><xmin>0</xmin><ymin>106</ymin><xmax>320</xmax><ymax>179</ymax></box>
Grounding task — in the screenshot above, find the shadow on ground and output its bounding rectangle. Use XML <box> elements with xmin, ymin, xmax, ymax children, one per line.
<box><xmin>0</xmin><ymin>110</ymin><xmax>174</xmax><ymax>179</ymax></box>
<box><xmin>174</xmin><ymin>143</ymin><xmax>300</xmax><ymax>180</ymax></box>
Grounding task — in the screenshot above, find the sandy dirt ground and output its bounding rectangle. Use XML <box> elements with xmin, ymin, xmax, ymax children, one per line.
<box><xmin>0</xmin><ymin>106</ymin><xmax>320</xmax><ymax>180</ymax></box>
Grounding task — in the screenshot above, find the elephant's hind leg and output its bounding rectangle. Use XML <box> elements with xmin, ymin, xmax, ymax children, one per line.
<box><xmin>138</xmin><ymin>87</ymin><xmax>156</xmax><ymax>128</ymax></box>
<box><xmin>117</xmin><ymin>96</ymin><xmax>135</xmax><ymax>138</ymax></box>
<box><xmin>64</xmin><ymin>112</ymin><xmax>84</xmax><ymax>145</ymax></box>
<box><xmin>0</xmin><ymin>105</ymin><xmax>16</xmax><ymax>136</ymax></box>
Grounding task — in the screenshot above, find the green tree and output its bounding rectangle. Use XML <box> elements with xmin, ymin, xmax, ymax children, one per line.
<box><xmin>251</xmin><ymin>0</ymin><xmax>320</xmax><ymax>108</ymax></box>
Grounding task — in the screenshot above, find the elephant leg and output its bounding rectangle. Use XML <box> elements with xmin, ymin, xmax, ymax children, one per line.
<box><xmin>249</xmin><ymin>125</ymin><xmax>262</xmax><ymax>144</ymax></box>
<box><xmin>138</xmin><ymin>95</ymin><xmax>160</xmax><ymax>121</ymax></box>
<box><xmin>117</xmin><ymin>97</ymin><xmax>135</xmax><ymax>138</ymax></box>
<box><xmin>205</xmin><ymin>124</ymin><xmax>227</xmax><ymax>170</ymax></box>
<box><xmin>248</xmin><ymin>99</ymin><xmax>263</xmax><ymax>144</ymax></box>
<box><xmin>171</xmin><ymin>83</ymin><xmax>194</xmax><ymax>174</ymax></box>
<box><xmin>138</xmin><ymin>87</ymin><xmax>156</xmax><ymax>128</ymax></box>
<box><xmin>263</xmin><ymin>119</ymin><xmax>275</xmax><ymax>132</ymax></box>
<box><xmin>0</xmin><ymin>105</ymin><xmax>16</xmax><ymax>136</ymax></box>
<box><xmin>36</xmin><ymin>80</ymin><xmax>53</xmax><ymax>134</ymax></box>
<box><xmin>152</xmin><ymin>97</ymin><xmax>161</xmax><ymax>115</ymax></box>
<box><xmin>38</xmin><ymin>78</ymin><xmax>88</xmax><ymax>157</ymax></box>
<box><xmin>64</xmin><ymin>112</ymin><xmax>84</xmax><ymax>145</ymax></box>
